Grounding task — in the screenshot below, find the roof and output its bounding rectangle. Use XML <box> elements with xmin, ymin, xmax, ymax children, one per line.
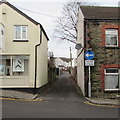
<box><xmin>80</xmin><ymin>6</ymin><xmax>119</xmax><ymax>20</ymax></box>
<box><xmin>0</xmin><ymin>1</ymin><xmax>49</xmax><ymax>41</ymax></box>
<box><xmin>54</xmin><ymin>57</ymin><xmax>73</xmax><ymax>63</ymax></box>
<box><xmin>60</xmin><ymin>57</ymin><xmax>72</xmax><ymax>63</ymax></box>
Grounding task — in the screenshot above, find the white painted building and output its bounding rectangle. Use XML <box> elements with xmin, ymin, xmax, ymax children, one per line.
<box><xmin>0</xmin><ymin>1</ymin><xmax>49</xmax><ymax>88</ymax></box>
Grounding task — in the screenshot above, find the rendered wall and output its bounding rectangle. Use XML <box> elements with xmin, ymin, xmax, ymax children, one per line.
<box><xmin>0</xmin><ymin>3</ymin><xmax>48</xmax><ymax>88</ymax></box>
<box><xmin>77</xmin><ymin>8</ymin><xmax>85</xmax><ymax>96</ymax></box>
<box><xmin>36</xmin><ymin>31</ymin><xmax>48</xmax><ymax>88</ymax></box>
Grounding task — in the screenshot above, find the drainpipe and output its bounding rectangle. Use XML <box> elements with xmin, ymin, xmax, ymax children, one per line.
<box><xmin>34</xmin><ymin>25</ymin><xmax>42</xmax><ymax>88</ymax></box>
<box><xmin>0</xmin><ymin>22</ymin><xmax>5</xmax><ymax>27</ymax></box>
<box><xmin>84</xmin><ymin>20</ymin><xmax>88</xmax><ymax>97</ymax></box>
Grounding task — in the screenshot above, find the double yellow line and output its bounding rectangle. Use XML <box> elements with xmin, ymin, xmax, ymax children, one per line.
<box><xmin>0</xmin><ymin>97</ymin><xmax>43</xmax><ymax>102</ymax></box>
<box><xmin>0</xmin><ymin>97</ymin><xmax>120</xmax><ymax>108</ymax></box>
<box><xmin>84</xmin><ymin>101</ymin><xmax>120</xmax><ymax>108</ymax></box>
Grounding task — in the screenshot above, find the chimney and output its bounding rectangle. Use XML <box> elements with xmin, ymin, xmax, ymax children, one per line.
<box><xmin>1</xmin><ymin>0</ymin><xmax>7</xmax><ymax>2</ymax></box>
<box><xmin>119</xmin><ymin>1</ymin><xmax>120</xmax><ymax>7</ymax></box>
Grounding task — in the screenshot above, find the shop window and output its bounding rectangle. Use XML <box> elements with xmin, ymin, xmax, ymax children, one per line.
<box><xmin>105</xmin><ymin>68</ymin><xmax>120</xmax><ymax>90</ymax></box>
<box><xmin>0</xmin><ymin>56</ymin><xmax>11</xmax><ymax>76</ymax></box>
<box><xmin>0</xmin><ymin>55</ymin><xmax>29</xmax><ymax>76</ymax></box>
<box><xmin>105</xmin><ymin>29</ymin><xmax>118</xmax><ymax>47</ymax></box>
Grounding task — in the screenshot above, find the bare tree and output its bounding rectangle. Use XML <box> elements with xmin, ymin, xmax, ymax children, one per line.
<box><xmin>54</xmin><ymin>1</ymin><xmax>95</xmax><ymax>43</ymax></box>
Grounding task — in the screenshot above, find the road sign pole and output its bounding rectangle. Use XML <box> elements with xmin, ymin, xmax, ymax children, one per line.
<box><xmin>88</xmin><ymin>66</ymin><xmax>91</xmax><ymax>98</ymax></box>
<box><xmin>84</xmin><ymin>50</ymin><xmax>94</xmax><ymax>98</ymax></box>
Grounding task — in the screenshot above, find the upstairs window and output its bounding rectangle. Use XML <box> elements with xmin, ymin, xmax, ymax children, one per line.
<box><xmin>105</xmin><ymin>29</ymin><xmax>118</xmax><ymax>47</ymax></box>
<box><xmin>14</xmin><ymin>26</ymin><xmax>28</xmax><ymax>41</ymax></box>
<box><xmin>0</xmin><ymin>24</ymin><xmax>5</xmax><ymax>50</ymax></box>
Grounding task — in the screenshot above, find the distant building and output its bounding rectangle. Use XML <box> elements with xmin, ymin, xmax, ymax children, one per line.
<box><xmin>54</xmin><ymin>57</ymin><xmax>72</xmax><ymax>70</ymax></box>
<box><xmin>48</xmin><ymin>51</ymin><xmax>54</xmax><ymax>59</ymax></box>
<box><xmin>0</xmin><ymin>1</ymin><xmax>49</xmax><ymax>88</ymax></box>
<box><xmin>77</xmin><ymin>6</ymin><xmax>120</xmax><ymax>98</ymax></box>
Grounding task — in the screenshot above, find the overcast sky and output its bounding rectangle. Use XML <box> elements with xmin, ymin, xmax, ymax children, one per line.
<box><xmin>6</xmin><ymin>0</ymin><xmax>119</xmax><ymax>58</ymax></box>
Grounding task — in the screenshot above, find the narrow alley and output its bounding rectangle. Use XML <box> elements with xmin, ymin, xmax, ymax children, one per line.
<box><xmin>37</xmin><ymin>71</ymin><xmax>85</xmax><ymax>102</ymax></box>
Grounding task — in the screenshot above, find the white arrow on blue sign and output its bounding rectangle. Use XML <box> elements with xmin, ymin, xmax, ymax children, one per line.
<box><xmin>85</xmin><ymin>51</ymin><xmax>94</xmax><ymax>60</ymax></box>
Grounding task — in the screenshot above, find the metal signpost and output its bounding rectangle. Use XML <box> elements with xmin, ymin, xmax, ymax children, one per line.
<box><xmin>84</xmin><ymin>50</ymin><xmax>95</xmax><ymax>98</ymax></box>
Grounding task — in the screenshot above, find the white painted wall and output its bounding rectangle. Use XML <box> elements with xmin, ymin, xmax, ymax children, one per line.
<box><xmin>0</xmin><ymin>3</ymin><xmax>48</xmax><ymax>88</ymax></box>
<box><xmin>77</xmin><ymin>8</ymin><xmax>85</xmax><ymax>96</ymax></box>
<box><xmin>36</xmin><ymin>32</ymin><xmax>48</xmax><ymax>88</ymax></box>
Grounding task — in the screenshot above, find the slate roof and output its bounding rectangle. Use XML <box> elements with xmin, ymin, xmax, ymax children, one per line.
<box><xmin>80</xmin><ymin>6</ymin><xmax>119</xmax><ymax>20</ymax></box>
<box><xmin>60</xmin><ymin>57</ymin><xmax>72</xmax><ymax>63</ymax></box>
<box><xmin>54</xmin><ymin>57</ymin><xmax>72</xmax><ymax>63</ymax></box>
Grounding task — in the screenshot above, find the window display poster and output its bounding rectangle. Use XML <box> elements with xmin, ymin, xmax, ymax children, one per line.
<box><xmin>0</xmin><ymin>64</ymin><xmax>5</xmax><ymax>75</ymax></box>
<box><xmin>13</xmin><ymin>59</ymin><xmax>24</xmax><ymax>72</ymax></box>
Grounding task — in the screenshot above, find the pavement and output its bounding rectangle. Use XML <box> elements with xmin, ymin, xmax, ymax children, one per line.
<box><xmin>86</xmin><ymin>97</ymin><xmax>120</xmax><ymax>106</ymax></box>
<box><xmin>0</xmin><ymin>88</ymin><xmax>37</xmax><ymax>100</ymax></box>
<box><xmin>0</xmin><ymin>88</ymin><xmax>119</xmax><ymax>107</ymax></box>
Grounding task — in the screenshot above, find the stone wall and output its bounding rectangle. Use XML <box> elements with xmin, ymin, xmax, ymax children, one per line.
<box><xmin>85</xmin><ymin>21</ymin><xmax>120</xmax><ymax>98</ymax></box>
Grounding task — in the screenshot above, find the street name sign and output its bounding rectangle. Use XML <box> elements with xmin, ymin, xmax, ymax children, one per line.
<box><xmin>85</xmin><ymin>60</ymin><xmax>94</xmax><ymax>66</ymax></box>
<box><xmin>85</xmin><ymin>51</ymin><xmax>94</xmax><ymax>60</ymax></box>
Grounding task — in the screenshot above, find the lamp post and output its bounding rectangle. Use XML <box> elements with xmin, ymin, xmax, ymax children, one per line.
<box><xmin>69</xmin><ymin>47</ymin><xmax>72</xmax><ymax>74</ymax></box>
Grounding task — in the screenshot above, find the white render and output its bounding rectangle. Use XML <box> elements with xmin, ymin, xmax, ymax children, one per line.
<box><xmin>77</xmin><ymin>8</ymin><xmax>85</xmax><ymax>95</ymax></box>
<box><xmin>0</xmin><ymin>2</ymin><xmax>48</xmax><ymax>88</ymax></box>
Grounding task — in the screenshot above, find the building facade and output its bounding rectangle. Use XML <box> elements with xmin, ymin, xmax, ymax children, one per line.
<box><xmin>54</xmin><ymin>57</ymin><xmax>72</xmax><ymax>70</ymax></box>
<box><xmin>77</xmin><ymin>6</ymin><xmax>120</xmax><ymax>98</ymax></box>
<box><xmin>0</xmin><ymin>1</ymin><xmax>49</xmax><ymax>88</ymax></box>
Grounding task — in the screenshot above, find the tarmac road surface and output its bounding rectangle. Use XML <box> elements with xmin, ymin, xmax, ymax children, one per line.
<box><xmin>2</xmin><ymin>72</ymin><xmax>119</xmax><ymax>118</ymax></box>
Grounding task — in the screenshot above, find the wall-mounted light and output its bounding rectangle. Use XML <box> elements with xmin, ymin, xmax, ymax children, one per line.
<box><xmin>75</xmin><ymin>43</ymin><xmax>83</xmax><ymax>50</ymax></box>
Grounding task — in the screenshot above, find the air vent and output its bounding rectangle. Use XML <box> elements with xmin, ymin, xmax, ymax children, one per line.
<box><xmin>2</xmin><ymin>0</ymin><xmax>7</xmax><ymax>2</ymax></box>
<box><xmin>2</xmin><ymin>8</ymin><xmax>7</xmax><ymax>15</ymax></box>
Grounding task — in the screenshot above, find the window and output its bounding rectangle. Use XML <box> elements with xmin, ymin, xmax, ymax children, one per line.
<box><xmin>0</xmin><ymin>55</ymin><xmax>29</xmax><ymax>76</ymax></box>
<box><xmin>105</xmin><ymin>68</ymin><xmax>120</xmax><ymax>90</ymax></box>
<box><xmin>105</xmin><ymin>29</ymin><xmax>118</xmax><ymax>47</ymax></box>
<box><xmin>14</xmin><ymin>26</ymin><xmax>28</xmax><ymax>41</ymax></box>
<box><xmin>0</xmin><ymin>24</ymin><xmax>4</xmax><ymax>50</ymax></box>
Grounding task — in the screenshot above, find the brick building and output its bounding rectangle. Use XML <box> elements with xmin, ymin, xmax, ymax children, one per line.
<box><xmin>77</xmin><ymin>6</ymin><xmax>120</xmax><ymax>98</ymax></box>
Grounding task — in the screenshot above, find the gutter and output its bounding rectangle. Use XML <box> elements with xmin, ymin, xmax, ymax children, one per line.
<box><xmin>77</xmin><ymin>20</ymin><xmax>86</xmax><ymax>59</ymax></box>
<box><xmin>0</xmin><ymin>22</ymin><xmax>5</xmax><ymax>27</ymax></box>
<box><xmin>84</xmin><ymin>18</ymin><xmax>120</xmax><ymax>22</ymax></box>
<box><xmin>34</xmin><ymin>25</ymin><xmax>42</xmax><ymax>88</ymax></box>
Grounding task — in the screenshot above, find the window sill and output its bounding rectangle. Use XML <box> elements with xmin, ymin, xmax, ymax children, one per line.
<box><xmin>103</xmin><ymin>46</ymin><xmax>120</xmax><ymax>49</ymax></box>
<box><xmin>13</xmin><ymin>40</ymin><xmax>29</xmax><ymax>42</ymax></box>
<box><xmin>105</xmin><ymin>45</ymin><xmax>118</xmax><ymax>47</ymax></box>
<box><xmin>104</xmin><ymin>89</ymin><xmax>120</xmax><ymax>92</ymax></box>
<box><xmin>0</xmin><ymin>76</ymin><xmax>28</xmax><ymax>78</ymax></box>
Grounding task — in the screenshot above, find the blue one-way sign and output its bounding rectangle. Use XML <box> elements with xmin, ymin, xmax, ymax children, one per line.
<box><xmin>85</xmin><ymin>51</ymin><xmax>94</xmax><ymax>60</ymax></box>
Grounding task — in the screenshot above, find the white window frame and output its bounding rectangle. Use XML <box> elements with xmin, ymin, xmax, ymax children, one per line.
<box><xmin>0</xmin><ymin>24</ymin><xmax>5</xmax><ymax>50</ymax></box>
<box><xmin>104</xmin><ymin>68</ymin><xmax>120</xmax><ymax>91</ymax></box>
<box><xmin>105</xmin><ymin>29</ymin><xmax>118</xmax><ymax>47</ymax></box>
<box><xmin>14</xmin><ymin>25</ymin><xmax>28</xmax><ymax>40</ymax></box>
